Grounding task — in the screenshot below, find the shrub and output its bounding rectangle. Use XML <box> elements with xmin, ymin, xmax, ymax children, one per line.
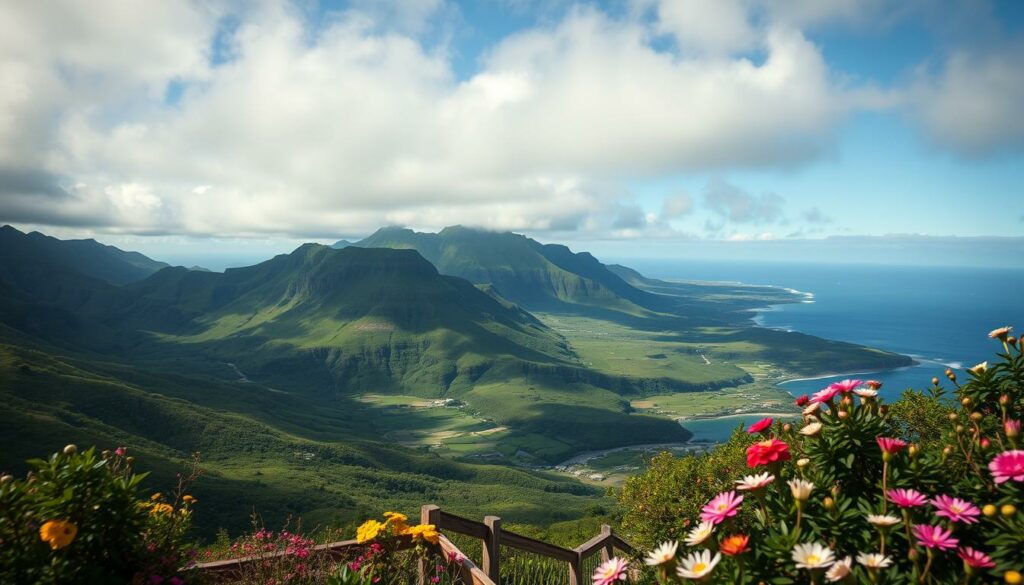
<box><xmin>614</xmin><ymin>328</ymin><xmax>1024</xmax><ymax>583</ymax></box>
<box><xmin>0</xmin><ymin>446</ymin><xmax>198</xmax><ymax>584</ymax></box>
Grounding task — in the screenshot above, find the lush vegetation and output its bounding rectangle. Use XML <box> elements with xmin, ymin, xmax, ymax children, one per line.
<box><xmin>613</xmin><ymin>330</ymin><xmax>1023</xmax><ymax>583</ymax></box>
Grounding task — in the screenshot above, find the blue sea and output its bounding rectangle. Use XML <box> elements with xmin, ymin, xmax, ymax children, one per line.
<box><xmin>616</xmin><ymin>260</ymin><xmax>1024</xmax><ymax>442</ymax></box>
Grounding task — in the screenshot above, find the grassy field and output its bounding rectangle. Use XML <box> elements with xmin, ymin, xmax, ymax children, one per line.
<box><xmin>630</xmin><ymin>383</ymin><xmax>797</xmax><ymax>418</ymax></box>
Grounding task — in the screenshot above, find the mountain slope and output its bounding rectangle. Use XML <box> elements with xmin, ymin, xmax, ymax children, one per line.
<box><xmin>0</xmin><ymin>224</ymin><xmax>168</xmax><ymax>285</ymax></box>
<box><xmin>350</xmin><ymin>226</ymin><xmax>670</xmax><ymax>314</ymax></box>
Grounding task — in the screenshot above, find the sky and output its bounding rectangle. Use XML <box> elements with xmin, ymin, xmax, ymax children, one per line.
<box><xmin>1</xmin><ymin>0</ymin><xmax>1023</xmax><ymax>267</ymax></box>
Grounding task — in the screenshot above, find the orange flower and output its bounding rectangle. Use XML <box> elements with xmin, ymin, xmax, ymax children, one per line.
<box><xmin>720</xmin><ymin>534</ymin><xmax>749</xmax><ymax>556</ymax></box>
<box><xmin>149</xmin><ymin>503</ymin><xmax>174</xmax><ymax>516</ymax></box>
<box><xmin>406</xmin><ymin>523</ymin><xmax>440</xmax><ymax>544</ymax></box>
<box><xmin>39</xmin><ymin>520</ymin><xmax>77</xmax><ymax>550</ymax></box>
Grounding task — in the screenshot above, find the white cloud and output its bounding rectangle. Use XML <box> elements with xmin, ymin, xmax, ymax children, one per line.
<box><xmin>652</xmin><ymin>0</ymin><xmax>756</xmax><ymax>55</ymax></box>
<box><xmin>704</xmin><ymin>179</ymin><xmax>784</xmax><ymax>224</ymax></box>
<box><xmin>661</xmin><ymin>192</ymin><xmax>694</xmax><ymax>219</ymax></box>
<box><xmin>913</xmin><ymin>46</ymin><xmax>1024</xmax><ymax>155</ymax></box>
<box><xmin>0</xmin><ymin>0</ymin><xmax>869</xmax><ymax>239</ymax></box>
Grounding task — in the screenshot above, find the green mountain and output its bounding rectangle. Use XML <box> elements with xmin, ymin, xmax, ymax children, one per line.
<box><xmin>349</xmin><ymin>226</ymin><xmax>671</xmax><ymax>314</ymax></box>
<box><xmin>0</xmin><ymin>224</ymin><xmax>168</xmax><ymax>285</ymax></box>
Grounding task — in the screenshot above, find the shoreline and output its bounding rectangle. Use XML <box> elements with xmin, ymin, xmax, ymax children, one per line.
<box><xmin>676</xmin><ymin>411</ymin><xmax>798</xmax><ymax>422</ymax></box>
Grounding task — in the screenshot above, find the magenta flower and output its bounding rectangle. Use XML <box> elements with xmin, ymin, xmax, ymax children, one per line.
<box><xmin>876</xmin><ymin>437</ymin><xmax>907</xmax><ymax>455</ymax></box>
<box><xmin>957</xmin><ymin>547</ymin><xmax>996</xmax><ymax>569</ymax></box>
<box><xmin>887</xmin><ymin>488</ymin><xmax>928</xmax><ymax>508</ymax></box>
<box><xmin>700</xmin><ymin>491</ymin><xmax>744</xmax><ymax>525</ymax></box>
<box><xmin>115</xmin><ymin>446</ymin><xmax>127</xmax><ymax>457</ymax></box>
<box><xmin>747</xmin><ymin>417</ymin><xmax>773</xmax><ymax>434</ymax></box>
<box><xmin>592</xmin><ymin>557</ymin><xmax>629</xmax><ymax>585</ymax></box>
<box><xmin>829</xmin><ymin>379</ymin><xmax>863</xmax><ymax>393</ymax></box>
<box><xmin>912</xmin><ymin>525</ymin><xmax>958</xmax><ymax>550</ymax></box>
<box><xmin>988</xmin><ymin>450</ymin><xmax>1024</xmax><ymax>484</ymax></box>
<box><xmin>931</xmin><ymin>495</ymin><xmax>980</xmax><ymax>524</ymax></box>
<box><xmin>810</xmin><ymin>386</ymin><xmax>841</xmax><ymax>404</ymax></box>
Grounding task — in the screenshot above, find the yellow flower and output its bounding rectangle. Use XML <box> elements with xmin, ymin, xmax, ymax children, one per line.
<box><xmin>39</xmin><ymin>520</ymin><xmax>77</xmax><ymax>550</ymax></box>
<box><xmin>384</xmin><ymin>511</ymin><xmax>409</xmax><ymax>534</ymax></box>
<box><xmin>182</xmin><ymin>495</ymin><xmax>196</xmax><ymax>504</ymax></box>
<box><xmin>356</xmin><ymin>519</ymin><xmax>386</xmax><ymax>543</ymax></box>
<box><xmin>149</xmin><ymin>503</ymin><xmax>174</xmax><ymax>517</ymax></box>
<box><xmin>406</xmin><ymin>523</ymin><xmax>440</xmax><ymax>545</ymax></box>
<box><xmin>150</xmin><ymin>492</ymin><xmax>162</xmax><ymax>501</ymax></box>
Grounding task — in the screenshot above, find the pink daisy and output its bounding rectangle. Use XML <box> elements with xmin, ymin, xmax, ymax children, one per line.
<box><xmin>829</xmin><ymin>379</ymin><xmax>863</xmax><ymax>393</ymax></box>
<box><xmin>988</xmin><ymin>450</ymin><xmax>1024</xmax><ymax>484</ymax></box>
<box><xmin>931</xmin><ymin>495</ymin><xmax>980</xmax><ymax>524</ymax></box>
<box><xmin>912</xmin><ymin>525</ymin><xmax>958</xmax><ymax>550</ymax></box>
<box><xmin>700</xmin><ymin>491</ymin><xmax>743</xmax><ymax>525</ymax></box>
<box><xmin>876</xmin><ymin>437</ymin><xmax>907</xmax><ymax>455</ymax></box>
<box><xmin>957</xmin><ymin>547</ymin><xmax>996</xmax><ymax>569</ymax></box>
<box><xmin>887</xmin><ymin>488</ymin><xmax>928</xmax><ymax>508</ymax></box>
<box><xmin>592</xmin><ymin>557</ymin><xmax>629</xmax><ymax>585</ymax></box>
<box><xmin>747</xmin><ymin>417</ymin><xmax>773</xmax><ymax>434</ymax></box>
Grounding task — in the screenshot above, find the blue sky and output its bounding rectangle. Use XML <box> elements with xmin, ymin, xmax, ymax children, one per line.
<box><xmin>0</xmin><ymin>0</ymin><xmax>1022</xmax><ymax>265</ymax></box>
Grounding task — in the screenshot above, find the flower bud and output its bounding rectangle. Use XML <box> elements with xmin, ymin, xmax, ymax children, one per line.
<box><xmin>908</xmin><ymin>444</ymin><xmax>918</xmax><ymax>458</ymax></box>
<box><xmin>823</xmin><ymin>497</ymin><xmax>835</xmax><ymax>510</ymax></box>
<box><xmin>1001</xmin><ymin>504</ymin><xmax>1017</xmax><ymax>517</ymax></box>
<box><xmin>908</xmin><ymin>548</ymin><xmax>919</xmax><ymax>561</ymax></box>
<box><xmin>831</xmin><ymin>485</ymin><xmax>840</xmax><ymax>497</ymax></box>
<box><xmin>101</xmin><ymin>449</ymin><xmax>111</xmax><ymax>459</ymax></box>
<box><xmin>126</xmin><ymin>456</ymin><xmax>135</xmax><ymax>464</ymax></box>
<box><xmin>1008</xmin><ymin>336</ymin><xmax>1017</xmax><ymax>345</ymax></box>
<box><xmin>945</xmin><ymin>368</ymin><xmax>956</xmax><ymax>381</ymax></box>
<box><xmin>979</xmin><ymin>437</ymin><xmax>990</xmax><ymax>449</ymax></box>
<box><xmin>783</xmin><ymin>423</ymin><xmax>792</xmax><ymax>433</ymax></box>
<box><xmin>970</xmin><ymin>412</ymin><xmax>983</xmax><ymax>422</ymax></box>
<box><xmin>1006</xmin><ymin>570</ymin><xmax>1022</xmax><ymax>585</ymax></box>
<box><xmin>961</xmin><ymin>397</ymin><xmax>972</xmax><ymax>407</ymax></box>
<box><xmin>838</xmin><ymin>410</ymin><xmax>849</xmax><ymax>420</ymax></box>
<box><xmin>0</xmin><ymin>474</ymin><xmax>12</xmax><ymax>485</ymax></box>
<box><xmin>797</xmin><ymin>458</ymin><xmax>810</xmax><ymax>468</ymax></box>
<box><xmin>956</xmin><ymin>424</ymin><xmax>965</xmax><ymax>433</ymax></box>
<box><xmin>63</xmin><ymin>444</ymin><xmax>77</xmax><ymax>456</ymax></box>
<box><xmin>879</xmin><ymin>405</ymin><xmax>889</xmax><ymax>416</ymax></box>
<box><xmin>948</xmin><ymin>412</ymin><xmax>959</xmax><ymax>421</ymax></box>
<box><xmin>1000</xmin><ymin>394</ymin><xmax>1010</xmax><ymax>406</ymax></box>
<box><xmin>841</xmin><ymin>396</ymin><xmax>853</xmax><ymax>408</ymax></box>
<box><xmin>932</xmin><ymin>377</ymin><xmax>940</xmax><ymax>386</ymax></box>
<box><xmin>983</xmin><ymin>504</ymin><xmax>998</xmax><ymax>517</ymax></box>
<box><xmin>1006</xmin><ymin>419</ymin><xmax>1021</xmax><ymax>438</ymax></box>
<box><xmin>942</xmin><ymin>445</ymin><xmax>954</xmax><ymax>456</ymax></box>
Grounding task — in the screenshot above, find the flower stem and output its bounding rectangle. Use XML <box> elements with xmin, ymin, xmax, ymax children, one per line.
<box><xmin>882</xmin><ymin>461</ymin><xmax>889</xmax><ymax>514</ymax></box>
<box><xmin>920</xmin><ymin>549</ymin><xmax>934</xmax><ymax>583</ymax></box>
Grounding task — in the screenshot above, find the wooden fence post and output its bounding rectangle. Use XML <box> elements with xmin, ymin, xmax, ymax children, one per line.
<box><xmin>600</xmin><ymin>524</ymin><xmax>613</xmax><ymax>562</ymax></box>
<box><xmin>483</xmin><ymin>516</ymin><xmax>501</xmax><ymax>582</ymax></box>
<box><xmin>418</xmin><ymin>505</ymin><xmax>441</xmax><ymax>585</ymax></box>
<box><xmin>569</xmin><ymin>551</ymin><xmax>583</xmax><ymax>585</ymax></box>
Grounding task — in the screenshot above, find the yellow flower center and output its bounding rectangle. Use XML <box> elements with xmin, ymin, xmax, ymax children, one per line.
<box><xmin>807</xmin><ymin>555</ymin><xmax>820</xmax><ymax>564</ymax></box>
<box><xmin>693</xmin><ymin>562</ymin><xmax>707</xmax><ymax>572</ymax></box>
<box><xmin>716</xmin><ymin>503</ymin><xmax>727</xmax><ymax>511</ymax></box>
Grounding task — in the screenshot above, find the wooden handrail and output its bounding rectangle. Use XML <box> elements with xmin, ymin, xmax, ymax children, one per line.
<box><xmin>191</xmin><ymin>504</ymin><xmax>637</xmax><ymax>585</ymax></box>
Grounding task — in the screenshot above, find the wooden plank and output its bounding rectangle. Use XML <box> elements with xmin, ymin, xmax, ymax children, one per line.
<box><xmin>438</xmin><ymin>534</ymin><xmax>497</xmax><ymax>585</ymax></box>
<box><xmin>419</xmin><ymin>505</ymin><xmax>442</xmax><ymax>585</ymax></box>
<box><xmin>610</xmin><ymin>534</ymin><xmax>636</xmax><ymax>555</ymax></box>
<box><xmin>438</xmin><ymin>510</ymin><xmax>489</xmax><ymax>539</ymax></box>
<box><xmin>500</xmin><ymin>530</ymin><xmax>577</xmax><ymax>563</ymax></box>
<box><xmin>192</xmin><ymin>538</ymin><xmax>384</xmax><ymax>577</ymax></box>
<box><xmin>574</xmin><ymin>532</ymin><xmax>612</xmax><ymax>561</ymax></box>
<box><xmin>482</xmin><ymin>516</ymin><xmax>501</xmax><ymax>582</ymax></box>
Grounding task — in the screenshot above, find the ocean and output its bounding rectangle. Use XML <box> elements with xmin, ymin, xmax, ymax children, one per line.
<box><xmin>616</xmin><ymin>260</ymin><xmax>1024</xmax><ymax>442</ymax></box>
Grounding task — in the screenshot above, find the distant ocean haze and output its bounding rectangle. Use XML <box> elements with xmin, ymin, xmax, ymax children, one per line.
<box><xmin>614</xmin><ymin>259</ymin><xmax>1024</xmax><ymax>440</ymax></box>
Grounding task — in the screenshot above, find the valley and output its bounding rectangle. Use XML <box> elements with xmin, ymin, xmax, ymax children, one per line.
<box><xmin>0</xmin><ymin>224</ymin><xmax>913</xmax><ymax>540</ymax></box>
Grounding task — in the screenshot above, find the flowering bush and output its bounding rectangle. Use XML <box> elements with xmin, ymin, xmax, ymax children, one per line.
<box><xmin>612</xmin><ymin>327</ymin><xmax>1023</xmax><ymax>584</ymax></box>
<box><xmin>339</xmin><ymin>512</ymin><xmax>459</xmax><ymax>584</ymax></box>
<box><xmin>0</xmin><ymin>445</ymin><xmax>199</xmax><ymax>584</ymax></box>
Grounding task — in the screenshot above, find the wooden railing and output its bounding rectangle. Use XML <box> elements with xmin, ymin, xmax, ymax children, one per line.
<box><xmin>192</xmin><ymin>504</ymin><xmax>636</xmax><ymax>585</ymax></box>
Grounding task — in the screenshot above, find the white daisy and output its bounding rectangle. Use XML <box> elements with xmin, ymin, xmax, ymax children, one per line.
<box><xmin>644</xmin><ymin>540</ymin><xmax>679</xmax><ymax>566</ymax></box>
<box><xmin>866</xmin><ymin>514</ymin><xmax>901</xmax><ymax>528</ymax></box>
<box><xmin>792</xmin><ymin>542</ymin><xmax>835</xmax><ymax>569</ymax></box>
<box><xmin>826</xmin><ymin>556</ymin><xmax>852</xmax><ymax>582</ymax></box>
<box><xmin>856</xmin><ymin>552</ymin><xmax>893</xmax><ymax>569</ymax></box>
<box><xmin>684</xmin><ymin>521</ymin><xmax>715</xmax><ymax>546</ymax></box>
<box><xmin>676</xmin><ymin>549</ymin><xmax>721</xmax><ymax>580</ymax></box>
<box><xmin>788</xmin><ymin>479</ymin><xmax>814</xmax><ymax>501</ymax></box>
<box><xmin>799</xmin><ymin>422</ymin><xmax>822</xmax><ymax>436</ymax></box>
<box><xmin>854</xmin><ymin>388</ymin><xmax>878</xmax><ymax>398</ymax></box>
<box><xmin>803</xmin><ymin>402</ymin><xmax>822</xmax><ymax>416</ymax></box>
<box><xmin>735</xmin><ymin>472</ymin><xmax>775</xmax><ymax>491</ymax></box>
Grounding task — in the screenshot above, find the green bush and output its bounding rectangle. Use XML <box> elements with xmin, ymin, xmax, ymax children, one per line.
<box><xmin>0</xmin><ymin>446</ymin><xmax>197</xmax><ymax>584</ymax></box>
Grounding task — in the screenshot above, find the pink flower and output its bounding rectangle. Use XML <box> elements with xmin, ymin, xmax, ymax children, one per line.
<box><xmin>865</xmin><ymin>380</ymin><xmax>883</xmax><ymax>390</ymax></box>
<box><xmin>830</xmin><ymin>379</ymin><xmax>863</xmax><ymax>393</ymax></box>
<box><xmin>876</xmin><ymin>437</ymin><xmax>907</xmax><ymax>455</ymax></box>
<box><xmin>448</xmin><ymin>551</ymin><xmax>466</xmax><ymax>565</ymax></box>
<box><xmin>115</xmin><ymin>446</ymin><xmax>127</xmax><ymax>457</ymax></box>
<box><xmin>810</xmin><ymin>386</ymin><xmax>842</xmax><ymax>404</ymax></box>
<box><xmin>747</xmin><ymin>417</ymin><xmax>773</xmax><ymax>434</ymax></box>
<box><xmin>700</xmin><ymin>491</ymin><xmax>744</xmax><ymax>525</ymax></box>
<box><xmin>887</xmin><ymin>488</ymin><xmax>928</xmax><ymax>508</ymax></box>
<box><xmin>795</xmin><ymin>395</ymin><xmax>810</xmax><ymax>407</ymax></box>
<box><xmin>1006</xmin><ymin>419</ymin><xmax>1021</xmax><ymax>438</ymax></box>
<box><xmin>957</xmin><ymin>547</ymin><xmax>996</xmax><ymax>569</ymax></box>
<box><xmin>912</xmin><ymin>524</ymin><xmax>958</xmax><ymax>550</ymax></box>
<box><xmin>592</xmin><ymin>557</ymin><xmax>629</xmax><ymax>585</ymax></box>
<box><xmin>988</xmin><ymin>450</ymin><xmax>1024</xmax><ymax>484</ymax></box>
<box><xmin>745</xmin><ymin>439</ymin><xmax>791</xmax><ymax>468</ymax></box>
<box><xmin>932</xmin><ymin>495</ymin><xmax>980</xmax><ymax>524</ymax></box>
